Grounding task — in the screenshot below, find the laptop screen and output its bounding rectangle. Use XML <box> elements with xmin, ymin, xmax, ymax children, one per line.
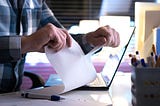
<box><xmin>76</xmin><ymin>27</ymin><xmax>135</xmax><ymax>90</ymax></box>
<box><xmin>101</xmin><ymin>27</ymin><xmax>135</xmax><ymax>88</ymax></box>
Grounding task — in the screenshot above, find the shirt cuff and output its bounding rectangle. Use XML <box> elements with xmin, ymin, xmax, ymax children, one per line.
<box><xmin>9</xmin><ymin>36</ymin><xmax>21</xmax><ymax>61</ymax></box>
<box><xmin>82</xmin><ymin>34</ymin><xmax>95</xmax><ymax>48</ymax></box>
<box><xmin>0</xmin><ymin>36</ymin><xmax>21</xmax><ymax>63</ymax></box>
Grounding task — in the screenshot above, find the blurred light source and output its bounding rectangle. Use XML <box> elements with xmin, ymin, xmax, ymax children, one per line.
<box><xmin>79</xmin><ymin>20</ymin><xmax>99</xmax><ymax>33</ymax></box>
<box><xmin>99</xmin><ymin>16</ymin><xmax>131</xmax><ymax>47</ymax></box>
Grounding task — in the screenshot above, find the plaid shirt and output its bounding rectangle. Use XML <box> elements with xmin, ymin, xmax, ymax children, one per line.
<box><xmin>0</xmin><ymin>0</ymin><xmax>93</xmax><ymax>93</ymax></box>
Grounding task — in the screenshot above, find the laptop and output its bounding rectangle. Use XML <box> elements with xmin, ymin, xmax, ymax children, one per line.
<box><xmin>76</xmin><ymin>27</ymin><xmax>136</xmax><ymax>90</ymax></box>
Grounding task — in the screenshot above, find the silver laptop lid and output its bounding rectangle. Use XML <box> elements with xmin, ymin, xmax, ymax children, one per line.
<box><xmin>75</xmin><ymin>27</ymin><xmax>135</xmax><ymax>90</ymax></box>
<box><xmin>101</xmin><ymin>27</ymin><xmax>136</xmax><ymax>89</ymax></box>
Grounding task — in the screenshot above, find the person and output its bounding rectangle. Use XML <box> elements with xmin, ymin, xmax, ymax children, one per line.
<box><xmin>0</xmin><ymin>0</ymin><xmax>120</xmax><ymax>93</ymax></box>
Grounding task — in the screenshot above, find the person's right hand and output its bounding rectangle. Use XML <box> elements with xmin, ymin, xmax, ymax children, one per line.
<box><xmin>21</xmin><ymin>23</ymin><xmax>72</xmax><ymax>54</ymax></box>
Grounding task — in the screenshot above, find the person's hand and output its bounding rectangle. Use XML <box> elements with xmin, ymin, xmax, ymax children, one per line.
<box><xmin>21</xmin><ymin>23</ymin><xmax>72</xmax><ymax>54</ymax></box>
<box><xmin>85</xmin><ymin>25</ymin><xmax>120</xmax><ymax>47</ymax></box>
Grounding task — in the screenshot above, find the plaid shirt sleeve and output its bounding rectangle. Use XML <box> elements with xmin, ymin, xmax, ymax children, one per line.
<box><xmin>40</xmin><ymin>2</ymin><xmax>64</xmax><ymax>28</ymax></box>
<box><xmin>0</xmin><ymin>36</ymin><xmax>21</xmax><ymax>63</ymax></box>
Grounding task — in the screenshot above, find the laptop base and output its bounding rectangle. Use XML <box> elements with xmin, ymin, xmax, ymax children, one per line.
<box><xmin>75</xmin><ymin>85</ymin><xmax>109</xmax><ymax>91</ymax></box>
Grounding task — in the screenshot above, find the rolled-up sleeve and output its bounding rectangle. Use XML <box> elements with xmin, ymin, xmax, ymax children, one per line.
<box><xmin>0</xmin><ymin>36</ymin><xmax>21</xmax><ymax>63</ymax></box>
<box><xmin>71</xmin><ymin>34</ymin><xmax>94</xmax><ymax>54</ymax></box>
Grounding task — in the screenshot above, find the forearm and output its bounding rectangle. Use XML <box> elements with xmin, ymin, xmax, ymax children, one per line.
<box><xmin>21</xmin><ymin>36</ymin><xmax>33</xmax><ymax>54</ymax></box>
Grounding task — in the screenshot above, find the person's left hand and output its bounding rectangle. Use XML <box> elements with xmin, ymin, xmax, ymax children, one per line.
<box><xmin>85</xmin><ymin>25</ymin><xmax>120</xmax><ymax>48</ymax></box>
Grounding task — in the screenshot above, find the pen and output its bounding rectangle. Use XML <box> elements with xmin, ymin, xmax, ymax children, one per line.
<box><xmin>135</xmin><ymin>51</ymin><xmax>141</xmax><ymax>60</ymax></box>
<box><xmin>152</xmin><ymin>44</ymin><xmax>157</xmax><ymax>55</ymax></box>
<box><xmin>21</xmin><ymin>92</ymin><xmax>65</xmax><ymax>101</ymax></box>
<box><xmin>129</xmin><ymin>53</ymin><xmax>140</xmax><ymax>67</ymax></box>
<box><xmin>140</xmin><ymin>58</ymin><xmax>147</xmax><ymax>67</ymax></box>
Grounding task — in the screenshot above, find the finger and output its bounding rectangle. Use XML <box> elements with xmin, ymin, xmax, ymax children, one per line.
<box><xmin>51</xmin><ymin>29</ymin><xmax>67</xmax><ymax>51</ymax></box>
<box><xmin>111</xmin><ymin>31</ymin><xmax>120</xmax><ymax>47</ymax></box>
<box><xmin>104</xmin><ymin>26</ymin><xmax>119</xmax><ymax>47</ymax></box>
<box><xmin>58</xmin><ymin>30</ymin><xmax>67</xmax><ymax>49</ymax></box>
<box><xmin>114</xmin><ymin>31</ymin><xmax>120</xmax><ymax>47</ymax></box>
<box><xmin>96</xmin><ymin>27</ymin><xmax>110</xmax><ymax>37</ymax></box>
<box><xmin>52</xmin><ymin>29</ymin><xmax>71</xmax><ymax>51</ymax></box>
<box><xmin>48</xmin><ymin>34</ymin><xmax>64</xmax><ymax>52</ymax></box>
<box><xmin>62</xmin><ymin>29</ymin><xmax>72</xmax><ymax>47</ymax></box>
<box><xmin>111</xmin><ymin>32</ymin><xmax>120</xmax><ymax>47</ymax></box>
<box><xmin>48</xmin><ymin>40</ymin><xmax>59</xmax><ymax>49</ymax></box>
<box><xmin>105</xmin><ymin>25</ymin><xmax>110</xmax><ymax>28</ymax></box>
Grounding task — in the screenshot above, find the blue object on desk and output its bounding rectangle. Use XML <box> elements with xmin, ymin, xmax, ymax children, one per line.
<box><xmin>140</xmin><ymin>59</ymin><xmax>147</xmax><ymax>67</ymax></box>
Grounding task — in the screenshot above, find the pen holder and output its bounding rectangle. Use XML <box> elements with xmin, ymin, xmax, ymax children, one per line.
<box><xmin>131</xmin><ymin>67</ymin><xmax>160</xmax><ymax>106</ymax></box>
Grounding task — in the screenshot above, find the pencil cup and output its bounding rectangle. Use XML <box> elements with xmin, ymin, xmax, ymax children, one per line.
<box><xmin>131</xmin><ymin>67</ymin><xmax>160</xmax><ymax>106</ymax></box>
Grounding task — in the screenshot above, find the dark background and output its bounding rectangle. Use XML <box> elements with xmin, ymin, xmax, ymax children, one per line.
<box><xmin>46</xmin><ymin>0</ymin><xmax>156</xmax><ymax>29</ymax></box>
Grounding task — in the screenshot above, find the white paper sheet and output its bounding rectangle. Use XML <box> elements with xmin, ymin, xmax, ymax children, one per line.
<box><xmin>43</xmin><ymin>38</ymin><xmax>97</xmax><ymax>94</ymax></box>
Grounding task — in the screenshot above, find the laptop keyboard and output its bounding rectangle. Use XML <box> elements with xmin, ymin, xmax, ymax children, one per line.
<box><xmin>87</xmin><ymin>73</ymin><xmax>106</xmax><ymax>87</ymax></box>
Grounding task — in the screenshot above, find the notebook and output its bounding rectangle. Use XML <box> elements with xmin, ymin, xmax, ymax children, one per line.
<box><xmin>76</xmin><ymin>27</ymin><xmax>136</xmax><ymax>90</ymax></box>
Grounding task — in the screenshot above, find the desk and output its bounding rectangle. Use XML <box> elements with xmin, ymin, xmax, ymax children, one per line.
<box><xmin>0</xmin><ymin>72</ymin><xmax>132</xmax><ymax>106</ymax></box>
<box><xmin>0</xmin><ymin>91</ymin><xmax>112</xmax><ymax>106</ymax></box>
<box><xmin>110</xmin><ymin>72</ymin><xmax>132</xmax><ymax>106</ymax></box>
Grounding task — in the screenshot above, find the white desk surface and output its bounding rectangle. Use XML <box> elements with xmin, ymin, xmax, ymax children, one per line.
<box><xmin>0</xmin><ymin>91</ymin><xmax>112</xmax><ymax>106</ymax></box>
<box><xmin>0</xmin><ymin>72</ymin><xmax>132</xmax><ymax>106</ymax></box>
